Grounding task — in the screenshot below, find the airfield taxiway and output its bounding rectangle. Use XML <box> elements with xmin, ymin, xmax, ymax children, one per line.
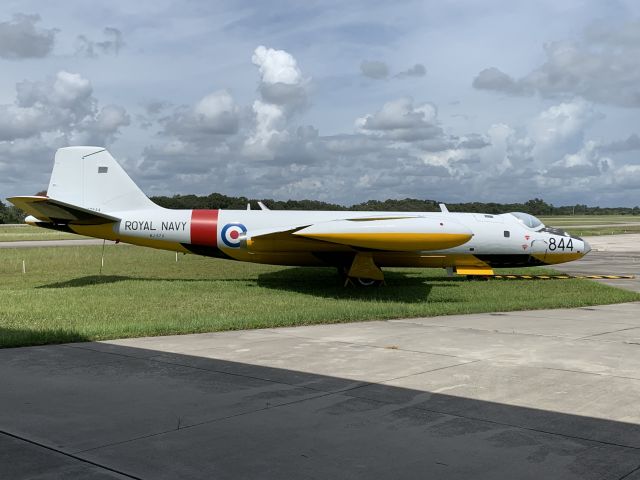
<box><xmin>0</xmin><ymin>238</ymin><xmax>109</xmax><ymax>248</ymax></box>
<box><xmin>554</xmin><ymin>234</ymin><xmax>640</xmax><ymax>292</ymax></box>
<box><xmin>2</xmin><ymin>234</ymin><xmax>640</xmax><ymax>479</ymax></box>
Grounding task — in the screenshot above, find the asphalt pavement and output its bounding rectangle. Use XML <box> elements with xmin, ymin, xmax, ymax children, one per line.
<box><xmin>555</xmin><ymin>234</ymin><xmax>640</xmax><ymax>292</ymax></box>
<box><xmin>0</xmin><ymin>239</ymin><xmax>109</xmax><ymax>248</ymax></box>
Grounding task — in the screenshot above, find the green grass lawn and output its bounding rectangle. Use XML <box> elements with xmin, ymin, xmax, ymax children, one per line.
<box><xmin>540</xmin><ymin>215</ymin><xmax>640</xmax><ymax>226</ymax></box>
<box><xmin>1</xmin><ymin>244</ymin><xmax>638</xmax><ymax>348</ymax></box>
<box><xmin>0</xmin><ymin>224</ymin><xmax>87</xmax><ymax>242</ymax></box>
<box><xmin>566</xmin><ymin>225</ymin><xmax>640</xmax><ymax>236</ymax></box>
<box><xmin>538</xmin><ymin>215</ymin><xmax>640</xmax><ymax>236</ymax></box>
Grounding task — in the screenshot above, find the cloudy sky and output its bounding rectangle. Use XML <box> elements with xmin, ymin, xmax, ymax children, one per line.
<box><xmin>1</xmin><ymin>1</ymin><xmax>640</xmax><ymax>206</ymax></box>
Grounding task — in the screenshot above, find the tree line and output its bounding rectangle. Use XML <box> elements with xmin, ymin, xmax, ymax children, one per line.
<box><xmin>149</xmin><ymin>194</ymin><xmax>640</xmax><ymax>216</ymax></box>
<box><xmin>2</xmin><ymin>195</ymin><xmax>639</xmax><ymax>224</ymax></box>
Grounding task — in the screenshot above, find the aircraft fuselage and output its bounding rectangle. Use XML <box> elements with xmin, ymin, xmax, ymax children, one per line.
<box><xmin>66</xmin><ymin>208</ymin><xmax>589</xmax><ymax>270</ymax></box>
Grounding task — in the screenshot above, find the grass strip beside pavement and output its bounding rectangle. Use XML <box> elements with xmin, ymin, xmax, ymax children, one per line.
<box><xmin>564</xmin><ymin>225</ymin><xmax>640</xmax><ymax>237</ymax></box>
<box><xmin>1</xmin><ymin>244</ymin><xmax>638</xmax><ymax>348</ymax></box>
<box><xmin>539</xmin><ymin>215</ymin><xmax>640</xmax><ymax>225</ymax></box>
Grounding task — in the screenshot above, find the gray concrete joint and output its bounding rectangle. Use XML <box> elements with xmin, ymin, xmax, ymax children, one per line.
<box><xmin>0</xmin><ymin>429</ymin><xmax>142</xmax><ymax>480</ymax></box>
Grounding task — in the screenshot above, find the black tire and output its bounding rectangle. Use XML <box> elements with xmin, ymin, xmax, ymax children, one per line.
<box><xmin>353</xmin><ymin>277</ymin><xmax>383</xmax><ymax>287</ymax></box>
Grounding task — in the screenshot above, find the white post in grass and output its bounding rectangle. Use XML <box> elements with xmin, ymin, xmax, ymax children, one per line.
<box><xmin>22</xmin><ymin>259</ymin><xmax>25</xmax><ymax>274</ymax></box>
<box><xmin>100</xmin><ymin>239</ymin><xmax>106</xmax><ymax>274</ymax></box>
<box><xmin>176</xmin><ymin>251</ymin><xmax>178</xmax><ymax>262</ymax></box>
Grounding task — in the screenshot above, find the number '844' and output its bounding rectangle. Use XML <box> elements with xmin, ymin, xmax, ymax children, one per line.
<box><xmin>548</xmin><ymin>237</ymin><xmax>573</xmax><ymax>251</ymax></box>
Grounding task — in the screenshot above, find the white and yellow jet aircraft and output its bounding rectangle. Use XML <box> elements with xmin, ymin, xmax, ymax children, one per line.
<box><xmin>9</xmin><ymin>147</ymin><xmax>590</xmax><ymax>285</ymax></box>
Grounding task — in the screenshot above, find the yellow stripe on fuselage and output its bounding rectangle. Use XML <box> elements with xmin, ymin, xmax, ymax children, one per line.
<box><xmin>531</xmin><ymin>252</ymin><xmax>586</xmax><ymax>265</ymax></box>
<box><xmin>70</xmin><ymin>223</ymin><xmax>118</xmax><ymax>240</ymax></box>
<box><xmin>296</xmin><ymin>232</ymin><xmax>472</xmax><ymax>251</ymax></box>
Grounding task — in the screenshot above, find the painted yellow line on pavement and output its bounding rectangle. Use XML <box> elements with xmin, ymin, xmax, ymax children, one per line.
<box><xmin>491</xmin><ymin>274</ymin><xmax>635</xmax><ymax>280</ymax></box>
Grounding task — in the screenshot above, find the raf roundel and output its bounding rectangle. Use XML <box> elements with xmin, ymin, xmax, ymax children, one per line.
<box><xmin>221</xmin><ymin>223</ymin><xmax>247</xmax><ymax>248</ymax></box>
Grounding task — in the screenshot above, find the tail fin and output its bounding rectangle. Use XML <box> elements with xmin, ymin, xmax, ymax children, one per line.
<box><xmin>47</xmin><ymin>146</ymin><xmax>156</xmax><ymax>213</ymax></box>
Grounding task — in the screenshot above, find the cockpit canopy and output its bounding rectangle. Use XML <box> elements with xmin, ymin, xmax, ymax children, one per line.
<box><xmin>509</xmin><ymin>212</ymin><xmax>544</xmax><ymax>230</ymax></box>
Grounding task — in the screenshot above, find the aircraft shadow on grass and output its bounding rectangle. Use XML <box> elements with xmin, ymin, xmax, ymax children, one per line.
<box><xmin>36</xmin><ymin>275</ymin><xmax>253</xmax><ymax>289</ymax></box>
<box><xmin>256</xmin><ymin>267</ymin><xmax>464</xmax><ymax>303</ymax></box>
<box><xmin>36</xmin><ymin>268</ymin><xmax>466</xmax><ymax>303</ymax></box>
<box><xmin>38</xmin><ymin>275</ymin><xmax>134</xmax><ymax>288</ymax></box>
<box><xmin>0</xmin><ymin>327</ymin><xmax>89</xmax><ymax>348</ymax></box>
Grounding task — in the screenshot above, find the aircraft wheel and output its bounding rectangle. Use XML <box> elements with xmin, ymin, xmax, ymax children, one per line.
<box><xmin>353</xmin><ymin>277</ymin><xmax>384</xmax><ymax>287</ymax></box>
<box><xmin>337</xmin><ymin>268</ymin><xmax>384</xmax><ymax>286</ymax></box>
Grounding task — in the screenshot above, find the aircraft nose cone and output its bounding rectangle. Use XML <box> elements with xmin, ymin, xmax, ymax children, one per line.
<box><xmin>583</xmin><ymin>239</ymin><xmax>591</xmax><ymax>255</ymax></box>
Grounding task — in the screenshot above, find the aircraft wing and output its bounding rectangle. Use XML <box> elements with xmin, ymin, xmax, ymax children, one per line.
<box><xmin>7</xmin><ymin>196</ymin><xmax>119</xmax><ymax>225</ymax></box>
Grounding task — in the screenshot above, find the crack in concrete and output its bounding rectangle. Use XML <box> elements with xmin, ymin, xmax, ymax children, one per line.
<box><xmin>577</xmin><ymin>326</ymin><xmax>640</xmax><ymax>340</ymax></box>
<box><xmin>618</xmin><ymin>464</ymin><xmax>640</xmax><ymax>480</ymax></box>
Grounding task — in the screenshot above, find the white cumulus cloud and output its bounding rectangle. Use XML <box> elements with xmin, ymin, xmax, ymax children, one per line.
<box><xmin>356</xmin><ymin>98</ymin><xmax>443</xmax><ymax>141</ymax></box>
<box><xmin>243</xmin><ymin>100</ymin><xmax>287</xmax><ymax>158</ymax></box>
<box><xmin>1</xmin><ymin>71</ymin><xmax>128</xmax><ymax>143</ymax></box>
<box><xmin>473</xmin><ymin>20</ymin><xmax>640</xmax><ymax>108</ymax></box>
<box><xmin>161</xmin><ymin>90</ymin><xmax>239</xmax><ymax>140</ymax></box>
<box><xmin>252</xmin><ymin>45</ymin><xmax>303</xmax><ymax>85</ymax></box>
<box><xmin>0</xmin><ymin>13</ymin><xmax>57</xmax><ymax>59</ymax></box>
<box><xmin>243</xmin><ymin>45</ymin><xmax>310</xmax><ymax>159</ymax></box>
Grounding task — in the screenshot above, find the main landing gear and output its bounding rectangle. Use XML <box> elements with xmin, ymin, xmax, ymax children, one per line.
<box><xmin>340</xmin><ymin>275</ymin><xmax>385</xmax><ymax>287</ymax></box>
<box><xmin>339</xmin><ymin>252</ymin><xmax>385</xmax><ymax>287</ymax></box>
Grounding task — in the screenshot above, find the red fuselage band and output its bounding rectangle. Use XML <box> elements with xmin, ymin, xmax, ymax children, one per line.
<box><xmin>190</xmin><ymin>209</ymin><xmax>218</xmax><ymax>247</ymax></box>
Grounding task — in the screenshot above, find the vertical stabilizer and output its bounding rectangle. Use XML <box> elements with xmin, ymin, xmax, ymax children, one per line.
<box><xmin>47</xmin><ymin>146</ymin><xmax>156</xmax><ymax>213</ymax></box>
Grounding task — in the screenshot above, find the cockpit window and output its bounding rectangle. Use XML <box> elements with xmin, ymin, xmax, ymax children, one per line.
<box><xmin>509</xmin><ymin>212</ymin><xmax>544</xmax><ymax>230</ymax></box>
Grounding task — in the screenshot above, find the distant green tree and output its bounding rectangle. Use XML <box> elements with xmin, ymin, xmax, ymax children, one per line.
<box><xmin>0</xmin><ymin>200</ymin><xmax>7</xmax><ymax>224</ymax></box>
<box><xmin>0</xmin><ymin>200</ymin><xmax>24</xmax><ymax>224</ymax></box>
<box><xmin>523</xmin><ymin>198</ymin><xmax>553</xmax><ymax>216</ymax></box>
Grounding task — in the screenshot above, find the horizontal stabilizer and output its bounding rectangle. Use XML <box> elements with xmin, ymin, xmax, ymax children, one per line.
<box><xmin>7</xmin><ymin>196</ymin><xmax>119</xmax><ymax>225</ymax></box>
